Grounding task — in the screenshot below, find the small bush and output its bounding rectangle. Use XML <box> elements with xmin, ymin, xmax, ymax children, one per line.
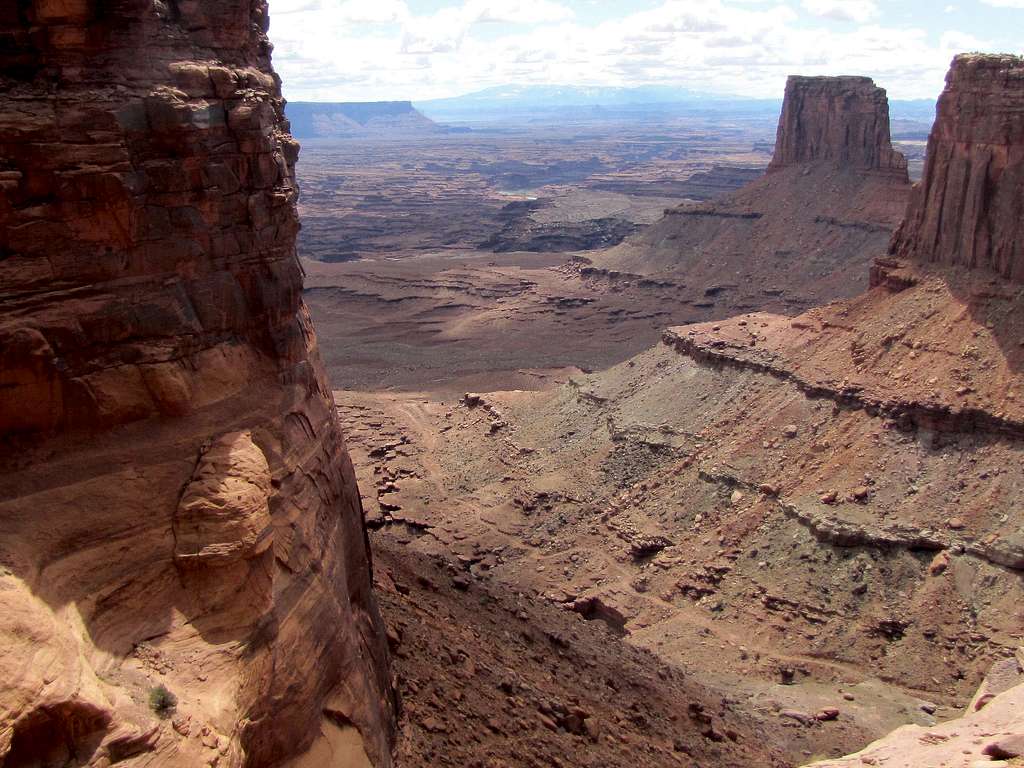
<box><xmin>148</xmin><ymin>684</ymin><xmax>177</xmax><ymax>717</ymax></box>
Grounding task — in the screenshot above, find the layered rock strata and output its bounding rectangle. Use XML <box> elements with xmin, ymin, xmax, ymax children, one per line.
<box><xmin>889</xmin><ymin>54</ymin><xmax>1024</xmax><ymax>281</ymax></box>
<box><xmin>346</xmin><ymin>54</ymin><xmax>1024</xmax><ymax>764</ymax></box>
<box><xmin>0</xmin><ymin>1</ymin><xmax>394</xmax><ymax>766</ymax></box>
<box><xmin>594</xmin><ymin>75</ymin><xmax>910</xmax><ymax>307</ymax></box>
<box><xmin>768</xmin><ymin>75</ymin><xmax>909</xmax><ymax>177</ymax></box>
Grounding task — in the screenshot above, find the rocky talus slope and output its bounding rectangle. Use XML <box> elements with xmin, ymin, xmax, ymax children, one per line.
<box><xmin>591</xmin><ymin>75</ymin><xmax>911</xmax><ymax>313</ymax></box>
<box><xmin>327</xmin><ymin>54</ymin><xmax>1024</xmax><ymax>768</ymax></box>
<box><xmin>0</xmin><ymin>2</ymin><xmax>394</xmax><ymax>766</ymax></box>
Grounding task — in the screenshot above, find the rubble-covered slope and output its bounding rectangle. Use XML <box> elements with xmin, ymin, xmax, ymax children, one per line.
<box><xmin>328</xmin><ymin>54</ymin><xmax>1024</xmax><ymax>768</ymax></box>
<box><xmin>0</xmin><ymin>1</ymin><xmax>394</xmax><ymax>765</ymax></box>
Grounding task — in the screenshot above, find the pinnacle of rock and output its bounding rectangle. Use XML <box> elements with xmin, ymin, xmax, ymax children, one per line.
<box><xmin>768</xmin><ymin>75</ymin><xmax>908</xmax><ymax>177</ymax></box>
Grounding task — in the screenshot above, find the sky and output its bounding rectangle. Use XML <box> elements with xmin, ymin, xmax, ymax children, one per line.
<box><xmin>267</xmin><ymin>0</ymin><xmax>1024</xmax><ymax>103</ymax></box>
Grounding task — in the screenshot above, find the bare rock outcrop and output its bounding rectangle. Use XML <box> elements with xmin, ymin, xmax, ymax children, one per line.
<box><xmin>173</xmin><ymin>432</ymin><xmax>275</xmax><ymax>568</ymax></box>
<box><xmin>768</xmin><ymin>75</ymin><xmax>909</xmax><ymax>178</ymax></box>
<box><xmin>593</xmin><ymin>75</ymin><xmax>910</xmax><ymax>307</ymax></box>
<box><xmin>0</xmin><ymin>1</ymin><xmax>394</xmax><ymax>766</ymax></box>
<box><xmin>808</xmin><ymin>664</ymin><xmax>1024</xmax><ymax>768</ymax></box>
<box><xmin>889</xmin><ymin>54</ymin><xmax>1024</xmax><ymax>280</ymax></box>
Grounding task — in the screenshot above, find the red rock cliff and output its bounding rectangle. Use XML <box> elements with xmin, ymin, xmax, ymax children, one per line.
<box><xmin>0</xmin><ymin>1</ymin><xmax>395</xmax><ymax>765</ymax></box>
<box><xmin>769</xmin><ymin>75</ymin><xmax>908</xmax><ymax>178</ymax></box>
<box><xmin>889</xmin><ymin>54</ymin><xmax>1024</xmax><ymax>280</ymax></box>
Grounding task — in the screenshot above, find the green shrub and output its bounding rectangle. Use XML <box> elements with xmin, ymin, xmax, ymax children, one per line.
<box><xmin>148</xmin><ymin>684</ymin><xmax>177</xmax><ymax>717</ymax></box>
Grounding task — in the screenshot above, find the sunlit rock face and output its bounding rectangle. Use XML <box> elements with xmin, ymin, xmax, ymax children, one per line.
<box><xmin>889</xmin><ymin>54</ymin><xmax>1024</xmax><ymax>281</ymax></box>
<box><xmin>0</xmin><ymin>1</ymin><xmax>396</xmax><ymax>765</ymax></box>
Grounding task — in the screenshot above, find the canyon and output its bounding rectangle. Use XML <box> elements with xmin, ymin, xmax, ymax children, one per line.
<box><xmin>0</xmin><ymin>1</ymin><xmax>1021</xmax><ymax>767</ymax></box>
<box><xmin>325</xmin><ymin>55</ymin><xmax>1024</xmax><ymax>767</ymax></box>
<box><xmin>301</xmin><ymin>77</ymin><xmax>918</xmax><ymax>395</ymax></box>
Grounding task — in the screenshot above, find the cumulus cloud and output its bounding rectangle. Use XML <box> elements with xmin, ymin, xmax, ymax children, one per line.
<box><xmin>267</xmin><ymin>0</ymin><xmax>1003</xmax><ymax>103</ymax></box>
<box><xmin>336</xmin><ymin>0</ymin><xmax>410</xmax><ymax>23</ymax></box>
<box><xmin>801</xmin><ymin>0</ymin><xmax>879</xmax><ymax>23</ymax></box>
<box><xmin>467</xmin><ymin>0</ymin><xmax>574</xmax><ymax>24</ymax></box>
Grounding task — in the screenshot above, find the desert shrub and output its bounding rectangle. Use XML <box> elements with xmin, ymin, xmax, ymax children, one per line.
<box><xmin>148</xmin><ymin>684</ymin><xmax>177</xmax><ymax>717</ymax></box>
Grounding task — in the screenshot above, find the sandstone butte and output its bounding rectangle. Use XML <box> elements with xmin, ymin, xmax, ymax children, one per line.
<box><xmin>0</xmin><ymin>1</ymin><xmax>396</xmax><ymax>766</ymax></box>
<box><xmin>889</xmin><ymin>54</ymin><xmax>1024</xmax><ymax>281</ymax></box>
<box><xmin>768</xmin><ymin>75</ymin><xmax>909</xmax><ymax>176</ymax></box>
<box><xmin>592</xmin><ymin>72</ymin><xmax>911</xmax><ymax>312</ymax></box>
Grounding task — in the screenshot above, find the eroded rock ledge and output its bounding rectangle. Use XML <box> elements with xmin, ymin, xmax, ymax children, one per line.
<box><xmin>662</xmin><ymin>313</ymin><xmax>1024</xmax><ymax>442</ymax></box>
<box><xmin>696</xmin><ymin>466</ymin><xmax>1024</xmax><ymax>572</ymax></box>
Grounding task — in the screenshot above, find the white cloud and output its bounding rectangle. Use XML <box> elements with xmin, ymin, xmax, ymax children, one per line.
<box><xmin>393</xmin><ymin>1</ymin><xmax>574</xmax><ymax>54</ymax></box>
<box><xmin>979</xmin><ymin>0</ymin><xmax>1024</xmax><ymax>6</ymax></box>
<box><xmin>467</xmin><ymin>0</ymin><xmax>574</xmax><ymax>24</ymax></box>
<box><xmin>268</xmin><ymin>0</ymin><xmax>1000</xmax><ymax>103</ymax></box>
<box><xmin>336</xmin><ymin>0</ymin><xmax>409</xmax><ymax>23</ymax></box>
<box><xmin>801</xmin><ymin>0</ymin><xmax>879</xmax><ymax>23</ymax></box>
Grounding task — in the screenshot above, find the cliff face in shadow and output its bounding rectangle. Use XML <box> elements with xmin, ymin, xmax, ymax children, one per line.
<box><xmin>890</xmin><ymin>54</ymin><xmax>1024</xmax><ymax>281</ymax></box>
<box><xmin>0</xmin><ymin>1</ymin><xmax>395</xmax><ymax>765</ymax></box>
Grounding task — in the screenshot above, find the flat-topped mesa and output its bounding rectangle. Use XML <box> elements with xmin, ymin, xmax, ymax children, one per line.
<box><xmin>889</xmin><ymin>54</ymin><xmax>1024</xmax><ymax>281</ymax></box>
<box><xmin>768</xmin><ymin>75</ymin><xmax>908</xmax><ymax>177</ymax></box>
<box><xmin>0</xmin><ymin>1</ymin><xmax>395</xmax><ymax>766</ymax></box>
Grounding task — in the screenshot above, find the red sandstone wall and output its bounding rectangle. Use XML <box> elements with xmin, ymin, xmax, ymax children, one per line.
<box><xmin>889</xmin><ymin>54</ymin><xmax>1024</xmax><ymax>281</ymax></box>
<box><xmin>769</xmin><ymin>75</ymin><xmax>908</xmax><ymax>178</ymax></box>
<box><xmin>0</xmin><ymin>1</ymin><xmax>395</xmax><ymax>765</ymax></box>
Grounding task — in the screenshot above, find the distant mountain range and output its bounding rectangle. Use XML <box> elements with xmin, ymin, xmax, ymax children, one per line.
<box><xmin>414</xmin><ymin>84</ymin><xmax>935</xmax><ymax>126</ymax></box>
<box><xmin>285</xmin><ymin>88</ymin><xmax>936</xmax><ymax>136</ymax></box>
<box><xmin>419</xmin><ymin>84</ymin><xmax>731</xmax><ymax>109</ymax></box>
<box><xmin>416</xmin><ymin>85</ymin><xmax>778</xmax><ymax>122</ymax></box>
<box><xmin>286</xmin><ymin>101</ymin><xmax>448</xmax><ymax>138</ymax></box>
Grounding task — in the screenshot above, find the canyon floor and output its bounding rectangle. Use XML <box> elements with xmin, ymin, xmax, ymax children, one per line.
<box><xmin>304</xmin><ymin>122</ymin><xmax>921</xmax><ymax>397</ymax></box>
<box><xmin>296</xmin><ymin>116</ymin><xmax>1021</xmax><ymax>767</ymax></box>
<box><xmin>343</xmin><ymin>261</ymin><xmax>1024</xmax><ymax>767</ymax></box>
